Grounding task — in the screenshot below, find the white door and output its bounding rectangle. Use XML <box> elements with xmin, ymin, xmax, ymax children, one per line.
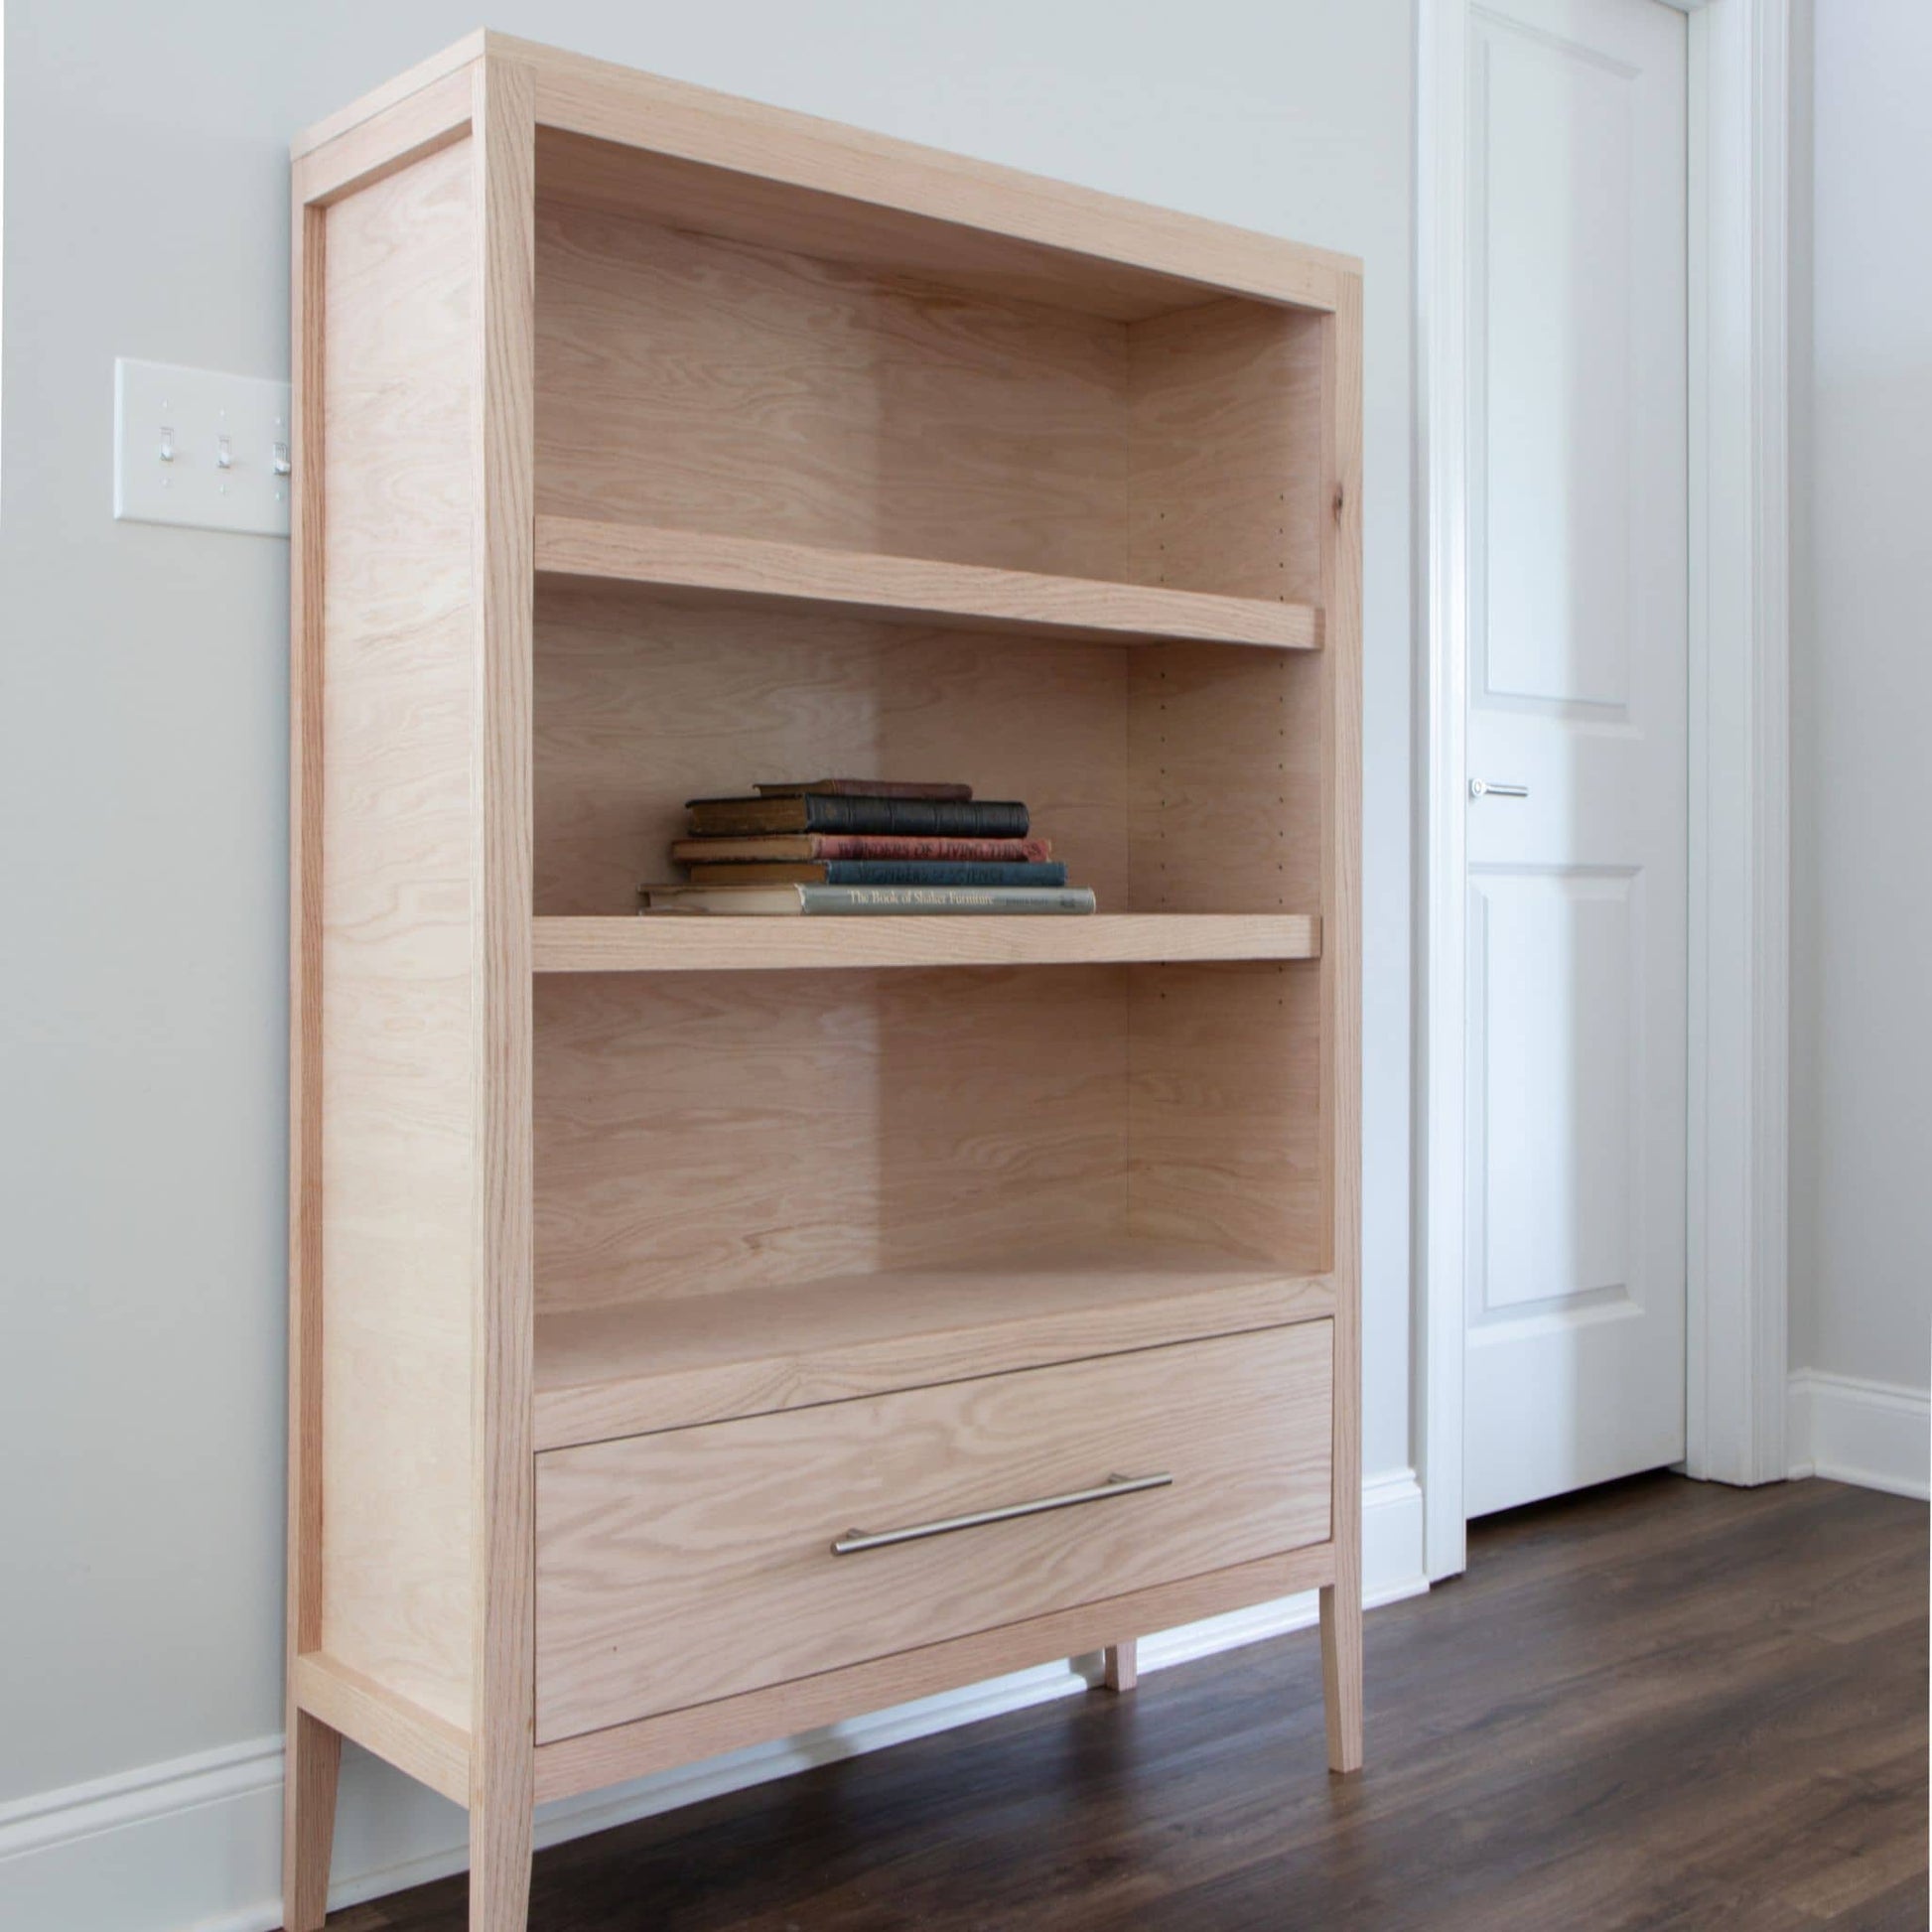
<box><xmin>1462</xmin><ymin>0</ymin><xmax>1688</xmax><ymax>1517</ymax></box>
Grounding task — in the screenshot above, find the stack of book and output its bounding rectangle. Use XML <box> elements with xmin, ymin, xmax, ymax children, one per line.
<box><xmin>640</xmin><ymin>779</ymin><xmax>1097</xmax><ymax>915</ymax></box>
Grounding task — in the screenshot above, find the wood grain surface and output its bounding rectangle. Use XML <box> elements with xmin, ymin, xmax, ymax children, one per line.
<box><xmin>531</xmin><ymin>1547</ymin><xmax>1331</xmax><ymax>1806</ymax></box>
<box><xmin>315</xmin><ymin>131</ymin><xmax>480</xmax><ymax>1733</ymax></box>
<box><xmin>283</xmin><ymin>175</ymin><xmax>337</xmax><ymax>1932</ymax></box>
<box><xmin>533</xmin><ymin>1244</ymin><xmax>1334</xmax><ymax>1446</ymax></box>
<box><xmin>534</xmin><ymin>517</ymin><xmax>1318</xmax><ymax>648</ymax></box>
<box><xmin>534</xmin><ymin>1325</ymin><xmax>1333</xmax><ymax>1742</ymax></box>
<box><xmin>532</xmin><ymin>964</ymin><xmax>1134</xmax><ymax>1311</ymax></box>
<box><xmin>530</xmin><ymin>913</ymin><xmax>1320</xmax><ymax>973</ymax></box>
<box><xmin>531</xmin><ymin>584</ymin><xmax>1134</xmax><ymax>917</ymax></box>
<box><xmin>1128</xmin><ymin>960</ymin><xmax>1323</xmax><ymax>1271</ymax></box>
<box><xmin>531</xmin><ymin>125</ymin><xmax>1233</xmax><ymax>325</ymax></box>
<box><xmin>1314</xmin><ymin>270</ymin><xmax>1365</xmax><ymax>1774</ymax></box>
<box><xmin>1127</xmin><ymin>299</ymin><xmax>1325</xmax><ymax>606</ymax></box>
<box><xmin>466</xmin><ymin>52</ymin><xmax>540</xmax><ymax>1932</ymax></box>
<box><xmin>510</xmin><ymin>35</ymin><xmax>1355</xmax><ymax>311</ymax></box>
<box><xmin>535</xmin><ymin>200</ymin><xmax>1132</xmax><ymax>581</ymax></box>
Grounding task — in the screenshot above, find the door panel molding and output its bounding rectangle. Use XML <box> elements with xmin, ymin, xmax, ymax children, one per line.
<box><xmin>1466</xmin><ymin>867</ymin><xmax>1643</xmax><ymax>1322</ymax></box>
<box><xmin>1416</xmin><ymin>0</ymin><xmax>1791</xmax><ymax>1578</ymax></box>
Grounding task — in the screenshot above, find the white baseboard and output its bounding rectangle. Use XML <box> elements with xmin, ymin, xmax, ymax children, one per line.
<box><xmin>1786</xmin><ymin>1370</ymin><xmax>1930</xmax><ymax>1500</ymax></box>
<box><xmin>0</xmin><ymin>1468</ymin><xmax>1425</xmax><ymax>1932</ymax></box>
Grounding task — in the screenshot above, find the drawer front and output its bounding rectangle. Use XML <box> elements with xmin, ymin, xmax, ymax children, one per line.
<box><xmin>535</xmin><ymin>1321</ymin><xmax>1331</xmax><ymax>1743</ymax></box>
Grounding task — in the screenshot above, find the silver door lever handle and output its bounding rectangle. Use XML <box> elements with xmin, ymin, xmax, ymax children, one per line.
<box><xmin>1469</xmin><ymin>779</ymin><xmax>1529</xmax><ymax>798</ymax></box>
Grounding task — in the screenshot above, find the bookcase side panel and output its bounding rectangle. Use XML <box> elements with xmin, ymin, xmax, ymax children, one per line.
<box><xmin>1126</xmin><ymin>960</ymin><xmax>1322</xmax><ymax>1271</ymax></box>
<box><xmin>316</xmin><ymin>134</ymin><xmax>483</xmax><ymax>1729</ymax></box>
<box><xmin>1125</xmin><ymin>642</ymin><xmax>1321</xmax><ymax>915</ymax></box>
<box><xmin>1125</xmin><ymin>301</ymin><xmax>1324</xmax><ymax>604</ymax></box>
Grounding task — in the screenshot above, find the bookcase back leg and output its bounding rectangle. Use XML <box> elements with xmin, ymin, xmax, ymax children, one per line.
<box><xmin>1318</xmin><ymin>1585</ymin><xmax>1364</xmax><ymax>1772</ymax></box>
<box><xmin>281</xmin><ymin>1708</ymin><xmax>342</xmax><ymax>1932</ymax></box>
<box><xmin>1102</xmin><ymin>1639</ymin><xmax>1139</xmax><ymax>1694</ymax></box>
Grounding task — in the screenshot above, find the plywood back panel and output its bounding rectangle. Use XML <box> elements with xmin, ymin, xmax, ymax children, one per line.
<box><xmin>1126</xmin><ymin>300</ymin><xmax>1324</xmax><ymax>605</ymax></box>
<box><xmin>1128</xmin><ymin>960</ymin><xmax>1322</xmax><ymax>1270</ymax></box>
<box><xmin>533</xmin><ymin>584</ymin><xmax>1133</xmax><ymax>915</ymax></box>
<box><xmin>535</xmin><ymin>201</ymin><xmax>1131</xmax><ymax>581</ymax></box>
<box><xmin>318</xmin><ymin>136</ymin><xmax>479</xmax><ymax>1728</ymax></box>
<box><xmin>533</xmin><ymin>966</ymin><xmax>1131</xmax><ymax>1311</ymax></box>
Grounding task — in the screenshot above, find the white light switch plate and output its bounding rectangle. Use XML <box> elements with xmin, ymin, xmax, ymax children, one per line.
<box><xmin>114</xmin><ymin>357</ymin><xmax>293</xmax><ymax>537</ymax></box>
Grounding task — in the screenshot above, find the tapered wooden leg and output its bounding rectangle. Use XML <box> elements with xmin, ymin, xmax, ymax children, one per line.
<box><xmin>468</xmin><ymin>1788</ymin><xmax>533</xmax><ymax>1932</ymax></box>
<box><xmin>1318</xmin><ymin>1582</ymin><xmax>1363</xmax><ymax>1772</ymax></box>
<box><xmin>1102</xmin><ymin>1640</ymin><xmax>1139</xmax><ymax>1693</ymax></box>
<box><xmin>283</xmin><ymin>1708</ymin><xmax>343</xmax><ymax>1932</ymax></box>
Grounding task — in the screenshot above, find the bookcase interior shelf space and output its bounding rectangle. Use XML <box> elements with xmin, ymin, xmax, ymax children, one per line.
<box><xmin>532</xmin><ymin>948</ymin><xmax>1326</xmax><ymax>1229</ymax></box>
<box><xmin>535</xmin><ymin>136</ymin><xmax>1328</xmax><ymax>610</ymax></box>
<box><xmin>534</xmin><ymin>586</ymin><xmax>1326</xmax><ymax>923</ymax></box>
<box><xmin>525</xmin><ymin>120</ymin><xmax>1340</xmax><ymax>1516</ymax></box>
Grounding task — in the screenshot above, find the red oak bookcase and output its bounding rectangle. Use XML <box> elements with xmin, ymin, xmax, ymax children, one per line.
<box><xmin>285</xmin><ymin>33</ymin><xmax>1362</xmax><ymax>1927</ymax></box>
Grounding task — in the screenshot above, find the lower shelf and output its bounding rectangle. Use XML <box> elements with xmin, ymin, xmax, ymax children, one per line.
<box><xmin>531</xmin><ymin>912</ymin><xmax>1321</xmax><ymax>973</ymax></box>
<box><xmin>534</xmin><ymin>1242</ymin><xmax>1334</xmax><ymax>1449</ymax></box>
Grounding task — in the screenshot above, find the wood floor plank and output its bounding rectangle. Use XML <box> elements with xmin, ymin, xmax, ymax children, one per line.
<box><xmin>323</xmin><ymin>1475</ymin><xmax>1927</xmax><ymax>1932</ymax></box>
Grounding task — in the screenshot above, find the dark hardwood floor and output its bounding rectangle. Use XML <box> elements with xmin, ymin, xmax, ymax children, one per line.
<box><xmin>332</xmin><ymin>1474</ymin><xmax>1928</xmax><ymax>1931</ymax></box>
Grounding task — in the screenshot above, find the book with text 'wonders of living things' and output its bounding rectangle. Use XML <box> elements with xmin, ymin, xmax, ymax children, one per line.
<box><xmin>686</xmin><ymin>794</ymin><xmax>1030</xmax><ymax>839</ymax></box>
<box><xmin>684</xmin><ymin>860</ymin><xmax>1067</xmax><ymax>888</ymax></box>
<box><xmin>640</xmin><ymin>884</ymin><xmax>1097</xmax><ymax>915</ymax></box>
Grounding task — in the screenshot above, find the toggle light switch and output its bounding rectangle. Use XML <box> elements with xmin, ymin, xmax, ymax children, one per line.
<box><xmin>114</xmin><ymin>358</ymin><xmax>292</xmax><ymax>536</ymax></box>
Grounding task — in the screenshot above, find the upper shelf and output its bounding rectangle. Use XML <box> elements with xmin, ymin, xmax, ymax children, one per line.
<box><xmin>532</xmin><ymin>913</ymin><xmax>1320</xmax><ymax>974</ymax></box>
<box><xmin>534</xmin><ymin>517</ymin><xmax>1323</xmax><ymax>651</ymax></box>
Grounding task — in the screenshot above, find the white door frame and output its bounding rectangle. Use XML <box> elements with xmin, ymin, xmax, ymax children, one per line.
<box><xmin>1415</xmin><ymin>0</ymin><xmax>1791</xmax><ymax>1578</ymax></box>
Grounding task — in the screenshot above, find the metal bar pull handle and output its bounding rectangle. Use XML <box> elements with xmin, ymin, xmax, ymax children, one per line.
<box><xmin>1468</xmin><ymin>778</ymin><xmax>1529</xmax><ymax>798</ymax></box>
<box><xmin>831</xmin><ymin>1470</ymin><xmax>1173</xmax><ymax>1556</ymax></box>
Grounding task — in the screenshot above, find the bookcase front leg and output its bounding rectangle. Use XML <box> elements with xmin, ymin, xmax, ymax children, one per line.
<box><xmin>1101</xmin><ymin>1640</ymin><xmax>1139</xmax><ymax>1693</ymax></box>
<box><xmin>1318</xmin><ymin>1582</ymin><xmax>1363</xmax><ymax>1773</ymax></box>
<box><xmin>469</xmin><ymin>1788</ymin><xmax>533</xmax><ymax>1932</ymax></box>
<box><xmin>282</xmin><ymin>1707</ymin><xmax>342</xmax><ymax>1932</ymax></box>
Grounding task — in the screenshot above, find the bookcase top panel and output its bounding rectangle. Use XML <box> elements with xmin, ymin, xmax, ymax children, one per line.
<box><xmin>296</xmin><ymin>31</ymin><xmax>1361</xmax><ymax>322</ymax></box>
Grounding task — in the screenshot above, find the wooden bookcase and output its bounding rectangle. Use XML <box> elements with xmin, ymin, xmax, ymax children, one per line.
<box><xmin>285</xmin><ymin>33</ymin><xmax>1361</xmax><ymax>1929</ymax></box>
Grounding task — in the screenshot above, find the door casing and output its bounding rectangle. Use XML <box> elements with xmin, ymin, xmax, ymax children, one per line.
<box><xmin>1415</xmin><ymin>0</ymin><xmax>1792</xmax><ymax>1578</ymax></box>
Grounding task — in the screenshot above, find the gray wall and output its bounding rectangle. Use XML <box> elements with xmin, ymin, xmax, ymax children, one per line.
<box><xmin>0</xmin><ymin>0</ymin><xmax>1416</xmax><ymax>1852</ymax></box>
<box><xmin>1788</xmin><ymin>0</ymin><xmax>1932</xmax><ymax>1389</ymax></box>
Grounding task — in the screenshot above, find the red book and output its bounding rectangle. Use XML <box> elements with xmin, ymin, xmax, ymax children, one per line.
<box><xmin>670</xmin><ymin>834</ymin><xmax>1052</xmax><ymax>864</ymax></box>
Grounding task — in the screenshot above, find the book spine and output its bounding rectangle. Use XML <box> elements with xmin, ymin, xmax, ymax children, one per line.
<box><xmin>756</xmin><ymin>779</ymin><xmax>974</xmax><ymax>800</ymax></box>
<box><xmin>801</xmin><ymin>797</ymin><xmax>1030</xmax><ymax>837</ymax></box>
<box><xmin>816</xmin><ymin>862</ymin><xmax>1066</xmax><ymax>887</ymax></box>
<box><xmin>808</xmin><ymin>835</ymin><xmax>1051</xmax><ymax>862</ymax></box>
<box><xmin>796</xmin><ymin>886</ymin><xmax>1097</xmax><ymax>915</ymax></box>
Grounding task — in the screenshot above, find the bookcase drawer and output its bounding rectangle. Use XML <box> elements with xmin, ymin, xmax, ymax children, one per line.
<box><xmin>534</xmin><ymin>1321</ymin><xmax>1331</xmax><ymax>1743</ymax></box>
